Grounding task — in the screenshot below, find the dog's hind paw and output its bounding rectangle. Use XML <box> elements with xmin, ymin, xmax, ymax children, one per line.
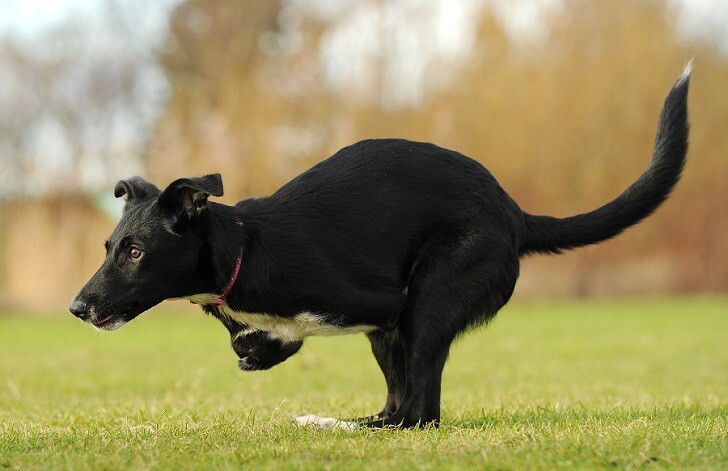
<box><xmin>292</xmin><ymin>414</ymin><xmax>359</xmax><ymax>432</ymax></box>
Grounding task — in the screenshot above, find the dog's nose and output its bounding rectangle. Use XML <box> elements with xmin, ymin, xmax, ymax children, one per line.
<box><xmin>69</xmin><ymin>297</ymin><xmax>89</xmax><ymax>319</ymax></box>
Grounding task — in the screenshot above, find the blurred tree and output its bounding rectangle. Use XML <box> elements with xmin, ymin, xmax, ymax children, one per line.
<box><xmin>151</xmin><ymin>0</ymin><xmax>284</xmax><ymax>198</ymax></box>
<box><xmin>0</xmin><ymin>0</ymin><xmax>169</xmax><ymax>196</ymax></box>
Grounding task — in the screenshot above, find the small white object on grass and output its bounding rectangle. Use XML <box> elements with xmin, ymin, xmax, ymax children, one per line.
<box><xmin>292</xmin><ymin>414</ymin><xmax>359</xmax><ymax>432</ymax></box>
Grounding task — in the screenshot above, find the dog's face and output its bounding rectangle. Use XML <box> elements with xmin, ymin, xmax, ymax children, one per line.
<box><xmin>70</xmin><ymin>174</ymin><xmax>223</xmax><ymax>331</ymax></box>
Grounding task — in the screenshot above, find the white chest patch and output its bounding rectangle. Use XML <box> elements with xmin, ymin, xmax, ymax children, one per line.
<box><xmin>182</xmin><ymin>294</ymin><xmax>377</xmax><ymax>342</ymax></box>
<box><xmin>223</xmin><ymin>310</ymin><xmax>377</xmax><ymax>342</ymax></box>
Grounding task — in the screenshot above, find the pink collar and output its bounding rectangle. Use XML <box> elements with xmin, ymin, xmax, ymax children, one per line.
<box><xmin>212</xmin><ymin>218</ymin><xmax>244</xmax><ymax>306</ymax></box>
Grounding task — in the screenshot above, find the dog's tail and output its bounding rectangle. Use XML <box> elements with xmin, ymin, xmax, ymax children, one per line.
<box><xmin>519</xmin><ymin>63</ymin><xmax>691</xmax><ymax>256</ymax></box>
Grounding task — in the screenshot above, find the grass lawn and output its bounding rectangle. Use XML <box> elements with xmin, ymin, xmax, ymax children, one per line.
<box><xmin>0</xmin><ymin>297</ymin><xmax>726</xmax><ymax>469</ymax></box>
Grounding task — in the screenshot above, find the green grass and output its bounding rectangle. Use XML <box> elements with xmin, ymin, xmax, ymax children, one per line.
<box><xmin>0</xmin><ymin>297</ymin><xmax>726</xmax><ymax>469</ymax></box>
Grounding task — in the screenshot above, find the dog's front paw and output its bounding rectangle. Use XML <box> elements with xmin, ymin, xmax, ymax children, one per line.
<box><xmin>238</xmin><ymin>356</ymin><xmax>263</xmax><ymax>371</ymax></box>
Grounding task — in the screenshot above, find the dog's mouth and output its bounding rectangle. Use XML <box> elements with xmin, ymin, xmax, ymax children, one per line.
<box><xmin>91</xmin><ymin>302</ymin><xmax>140</xmax><ymax>331</ymax></box>
<box><xmin>93</xmin><ymin>314</ymin><xmax>115</xmax><ymax>326</ymax></box>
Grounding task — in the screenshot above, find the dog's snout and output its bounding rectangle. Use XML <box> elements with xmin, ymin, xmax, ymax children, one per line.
<box><xmin>69</xmin><ymin>297</ymin><xmax>89</xmax><ymax>319</ymax></box>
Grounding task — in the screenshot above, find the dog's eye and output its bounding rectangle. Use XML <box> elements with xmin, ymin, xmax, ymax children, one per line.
<box><xmin>129</xmin><ymin>246</ymin><xmax>143</xmax><ymax>260</ymax></box>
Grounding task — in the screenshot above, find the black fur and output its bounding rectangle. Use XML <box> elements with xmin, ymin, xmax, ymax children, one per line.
<box><xmin>71</xmin><ymin>69</ymin><xmax>690</xmax><ymax>428</ymax></box>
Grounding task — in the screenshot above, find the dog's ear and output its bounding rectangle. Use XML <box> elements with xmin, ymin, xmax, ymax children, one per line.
<box><xmin>114</xmin><ymin>177</ymin><xmax>161</xmax><ymax>211</ymax></box>
<box><xmin>157</xmin><ymin>173</ymin><xmax>224</xmax><ymax>228</ymax></box>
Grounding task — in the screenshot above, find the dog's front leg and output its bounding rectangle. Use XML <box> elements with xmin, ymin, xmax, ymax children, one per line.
<box><xmin>207</xmin><ymin>310</ymin><xmax>303</xmax><ymax>371</ymax></box>
<box><xmin>230</xmin><ymin>328</ymin><xmax>303</xmax><ymax>371</ymax></box>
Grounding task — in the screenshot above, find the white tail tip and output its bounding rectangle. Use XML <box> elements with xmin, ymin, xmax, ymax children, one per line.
<box><xmin>677</xmin><ymin>59</ymin><xmax>693</xmax><ymax>85</ymax></box>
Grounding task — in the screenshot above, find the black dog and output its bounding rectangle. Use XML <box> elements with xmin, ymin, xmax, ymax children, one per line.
<box><xmin>70</xmin><ymin>66</ymin><xmax>690</xmax><ymax>428</ymax></box>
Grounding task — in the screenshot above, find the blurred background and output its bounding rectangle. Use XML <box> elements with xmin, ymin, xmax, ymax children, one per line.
<box><xmin>0</xmin><ymin>0</ymin><xmax>726</xmax><ymax>312</ymax></box>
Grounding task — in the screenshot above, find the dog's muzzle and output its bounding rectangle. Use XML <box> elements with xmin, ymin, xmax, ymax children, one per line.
<box><xmin>69</xmin><ymin>296</ymin><xmax>131</xmax><ymax>331</ymax></box>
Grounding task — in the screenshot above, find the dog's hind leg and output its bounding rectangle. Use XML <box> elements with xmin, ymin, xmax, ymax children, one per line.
<box><xmin>369</xmin><ymin>329</ymin><xmax>408</xmax><ymax>418</ymax></box>
<box><xmin>345</xmin><ymin>329</ymin><xmax>407</xmax><ymax>423</ymax></box>
<box><xmin>364</xmin><ymin>236</ymin><xmax>519</xmax><ymax>429</ymax></box>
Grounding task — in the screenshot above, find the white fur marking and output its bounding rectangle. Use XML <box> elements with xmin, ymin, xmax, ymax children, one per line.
<box><xmin>181</xmin><ymin>294</ymin><xmax>377</xmax><ymax>341</ymax></box>
<box><xmin>293</xmin><ymin>414</ymin><xmax>359</xmax><ymax>431</ymax></box>
<box><xmin>231</xmin><ymin>327</ymin><xmax>259</xmax><ymax>341</ymax></box>
<box><xmin>677</xmin><ymin>59</ymin><xmax>693</xmax><ymax>86</ymax></box>
<box><xmin>221</xmin><ymin>310</ymin><xmax>377</xmax><ymax>342</ymax></box>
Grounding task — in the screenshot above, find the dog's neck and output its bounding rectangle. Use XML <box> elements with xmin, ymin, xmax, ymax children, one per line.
<box><xmin>183</xmin><ymin>197</ymin><xmax>300</xmax><ymax>314</ymax></box>
<box><xmin>211</xmin><ymin>219</ymin><xmax>244</xmax><ymax>306</ymax></box>
<box><xmin>203</xmin><ymin>202</ymin><xmax>249</xmax><ymax>301</ymax></box>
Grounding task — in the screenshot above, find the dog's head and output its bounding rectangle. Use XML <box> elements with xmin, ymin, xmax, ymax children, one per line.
<box><xmin>69</xmin><ymin>174</ymin><xmax>223</xmax><ymax>331</ymax></box>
